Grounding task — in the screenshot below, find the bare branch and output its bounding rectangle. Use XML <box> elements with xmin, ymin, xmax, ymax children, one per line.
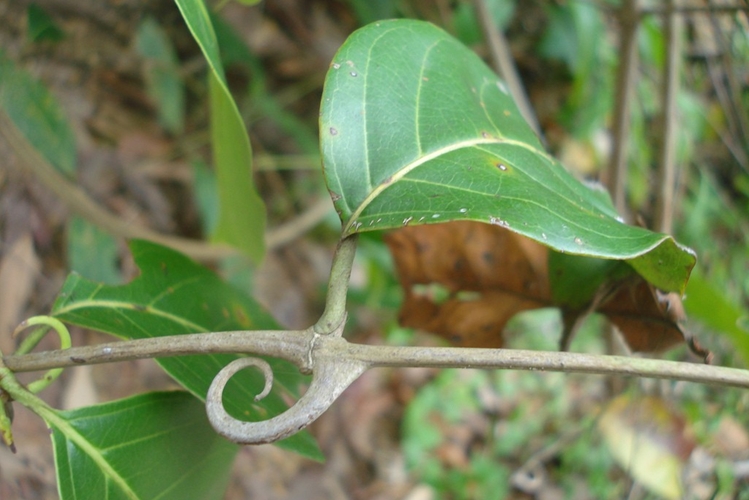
<box><xmin>473</xmin><ymin>0</ymin><xmax>543</xmax><ymax>139</ymax></box>
<box><xmin>0</xmin><ymin>111</ymin><xmax>332</xmax><ymax>260</ymax></box>
<box><xmin>606</xmin><ymin>0</ymin><xmax>641</xmax><ymax>219</ymax></box>
<box><xmin>654</xmin><ymin>0</ymin><xmax>683</xmax><ymax>234</ymax></box>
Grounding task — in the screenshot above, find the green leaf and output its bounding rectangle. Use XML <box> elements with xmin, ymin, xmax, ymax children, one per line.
<box><xmin>549</xmin><ymin>252</ymin><xmax>630</xmax><ymax>310</ymax></box>
<box><xmin>0</xmin><ymin>51</ymin><xmax>76</xmax><ymax>175</ymax></box>
<box><xmin>49</xmin><ymin>391</ymin><xmax>236</xmax><ymax>500</ymax></box>
<box><xmin>135</xmin><ymin>17</ymin><xmax>185</xmax><ymax>135</ymax></box>
<box><xmin>320</xmin><ymin>19</ymin><xmax>695</xmax><ymax>293</ymax></box>
<box><xmin>52</xmin><ymin>239</ymin><xmax>322</xmax><ymax>460</ymax></box>
<box><xmin>684</xmin><ymin>271</ymin><xmax>749</xmax><ymax>366</ymax></box>
<box><xmin>27</xmin><ymin>4</ymin><xmax>65</xmax><ymax>42</ymax></box>
<box><xmin>67</xmin><ymin>216</ymin><xmax>122</xmax><ymax>285</ymax></box>
<box><xmin>175</xmin><ymin>0</ymin><xmax>266</xmax><ymax>263</ymax></box>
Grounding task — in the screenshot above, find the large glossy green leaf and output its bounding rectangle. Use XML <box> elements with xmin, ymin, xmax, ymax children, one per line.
<box><xmin>320</xmin><ymin>20</ymin><xmax>695</xmax><ymax>293</ymax></box>
<box><xmin>52</xmin><ymin>239</ymin><xmax>322</xmax><ymax>460</ymax></box>
<box><xmin>0</xmin><ymin>50</ymin><xmax>76</xmax><ymax>175</ymax></box>
<box><xmin>49</xmin><ymin>391</ymin><xmax>236</xmax><ymax>500</ymax></box>
<box><xmin>175</xmin><ymin>0</ymin><xmax>266</xmax><ymax>263</ymax></box>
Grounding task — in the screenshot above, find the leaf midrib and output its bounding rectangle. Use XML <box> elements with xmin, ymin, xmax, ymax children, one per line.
<box><xmin>41</xmin><ymin>403</ymin><xmax>139</xmax><ymax>499</ymax></box>
<box><xmin>344</xmin><ymin>136</ymin><xmax>551</xmax><ymax>233</ymax></box>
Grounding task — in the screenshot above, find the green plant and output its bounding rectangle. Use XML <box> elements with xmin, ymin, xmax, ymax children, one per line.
<box><xmin>1</xmin><ymin>3</ymin><xmax>748</xmax><ymax>499</ymax></box>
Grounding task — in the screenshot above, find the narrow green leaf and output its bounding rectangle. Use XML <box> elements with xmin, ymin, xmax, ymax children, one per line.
<box><xmin>135</xmin><ymin>16</ymin><xmax>185</xmax><ymax>134</ymax></box>
<box><xmin>52</xmin><ymin>239</ymin><xmax>322</xmax><ymax>460</ymax></box>
<box><xmin>0</xmin><ymin>51</ymin><xmax>76</xmax><ymax>175</ymax></box>
<box><xmin>320</xmin><ymin>19</ymin><xmax>696</xmax><ymax>293</ymax></box>
<box><xmin>208</xmin><ymin>71</ymin><xmax>266</xmax><ymax>262</ymax></box>
<box><xmin>50</xmin><ymin>391</ymin><xmax>236</xmax><ymax>500</ymax></box>
<box><xmin>175</xmin><ymin>0</ymin><xmax>266</xmax><ymax>263</ymax></box>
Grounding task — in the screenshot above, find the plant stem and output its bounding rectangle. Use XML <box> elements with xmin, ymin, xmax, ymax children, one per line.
<box><xmin>3</xmin><ymin>330</ymin><xmax>310</xmax><ymax>373</ymax></box>
<box><xmin>473</xmin><ymin>0</ymin><xmax>543</xmax><ymax>139</ymax></box>
<box><xmin>5</xmin><ymin>330</ymin><xmax>749</xmax><ymax>389</ymax></box>
<box><xmin>313</xmin><ymin>234</ymin><xmax>358</xmax><ymax>334</ymax></box>
<box><xmin>606</xmin><ymin>0</ymin><xmax>640</xmax><ymax>219</ymax></box>
<box><xmin>7</xmin><ymin>327</ymin><xmax>749</xmax><ymax>444</ymax></box>
<box><xmin>0</xmin><ymin>111</ymin><xmax>331</xmax><ymax>260</ymax></box>
<box><xmin>654</xmin><ymin>0</ymin><xmax>682</xmax><ymax>234</ymax></box>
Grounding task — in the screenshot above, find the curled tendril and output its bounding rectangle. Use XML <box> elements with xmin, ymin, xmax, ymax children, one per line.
<box><xmin>206</xmin><ymin>345</ymin><xmax>368</xmax><ymax>445</ymax></box>
<box><xmin>12</xmin><ymin>316</ymin><xmax>72</xmax><ymax>393</ymax></box>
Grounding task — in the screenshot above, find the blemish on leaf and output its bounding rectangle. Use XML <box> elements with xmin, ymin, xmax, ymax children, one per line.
<box><xmin>403</xmin><ymin>216</ymin><xmax>413</xmax><ymax>226</ymax></box>
<box><xmin>497</xmin><ymin>81</ymin><xmax>508</xmax><ymax>94</ymax></box>
<box><xmin>350</xmin><ymin>71</ymin><xmax>358</xmax><ymax>77</ymax></box>
<box><xmin>496</xmin><ymin>163</ymin><xmax>508</xmax><ymax>171</ymax></box>
<box><xmin>381</xmin><ymin>176</ymin><xmax>393</xmax><ymax>185</ymax></box>
<box><xmin>418</xmin><ymin>216</ymin><xmax>426</xmax><ymax>222</ymax></box>
<box><xmin>422</xmin><ymin>77</ymin><xmax>429</xmax><ymax>81</ymax></box>
<box><xmin>459</xmin><ymin>208</ymin><xmax>468</xmax><ymax>213</ymax></box>
<box><xmin>329</xmin><ymin>127</ymin><xmax>338</xmax><ymax>136</ymax></box>
<box><xmin>233</xmin><ymin>304</ymin><xmax>251</xmax><ymax>328</ymax></box>
<box><xmin>574</xmin><ymin>237</ymin><xmax>583</xmax><ymax>245</ymax></box>
<box><xmin>481</xmin><ymin>131</ymin><xmax>489</xmax><ymax>138</ymax></box>
<box><xmin>489</xmin><ymin>216</ymin><xmax>510</xmax><ymax>228</ymax></box>
<box><xmin>432</xmin><ymin>214</ymin><xmax>440</xmax><ymax>218</ymax></box>
<box><xmin>332</xmin><ymin>63</ymin><xmax>341</xmax><ymax>69</ymax></box>
<box><xmin>503</xmin><ymin>110</ymin><xmax>511</xmax><ymax>116</ymax></box>
<box><xmin>328</xmin><ymin>190</ymin><xmax>341</xmax><ymax>202</ymax></box>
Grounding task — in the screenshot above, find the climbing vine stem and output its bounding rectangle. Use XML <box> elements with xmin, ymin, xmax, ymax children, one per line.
<box><xmin>2</xmin><ymin>235</ymin><xmax>749</xmax><ymax>445</ymax></box>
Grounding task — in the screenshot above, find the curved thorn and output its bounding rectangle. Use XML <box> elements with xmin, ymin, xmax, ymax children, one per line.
<box><xmin>206</xmin><ymin>352</ymin><xmax>368</xmax><ymax>445</ymax></box>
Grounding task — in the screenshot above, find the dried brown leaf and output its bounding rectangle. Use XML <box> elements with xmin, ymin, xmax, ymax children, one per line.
<box><xmin>386</xmin><ymin>221</ymin><xmax>699</xmax><ymax>353</ymax></box>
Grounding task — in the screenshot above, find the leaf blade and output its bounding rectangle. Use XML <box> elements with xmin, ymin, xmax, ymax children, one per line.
<box><xmin>50</xmin><ymin>391</ymin><xmax>236</xmax><ymax>500</ymax></box>
<box><xmin>52</xmin><ymin>240</ymin><xmax>322</xmax><ymax>460</ymax></box>
<box><xmin>320</xmin><ymin>19</ymin><xmax>695</xmax><ymax>292</ymax></box>
<box><xmin>175</xmin><ymin>0</ymin><xmax>266</xmax><ymax>262</ymax></box>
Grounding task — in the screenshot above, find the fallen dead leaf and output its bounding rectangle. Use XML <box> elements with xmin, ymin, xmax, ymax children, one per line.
<box><xmin>386</xmin><ymin>221</ymin><xmax>703</xmax><ymax>355</ymax></box>
<box><xmin>598</xmin><ymin>395</ymin><xmax>696</xmax><ymax>499</ymax></box>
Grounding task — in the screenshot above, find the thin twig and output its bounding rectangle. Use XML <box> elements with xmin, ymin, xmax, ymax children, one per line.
<box><xmin>706</xmin><ymin>0</ymin><xmax>749</xmax><ymax>154</ymax></box>
<box><xmin>607</xmin><ymin>0</ymin><xmax>641</xmax><ymax>219</ymax></box>
<box><xmin>654</xmin><ymin>0</ymin><xmax>683</xmax><ymax>234</ymax></box>
<box><xmin>266</xmin><ymin>198</ymin><xmax>333</xmax><ymax>250</ymax></box>
<box><xmin>641</xmin><ymin>4</ymin><xmax>749</xmax><ymax>15</ymax></box>
<box><xmin>472</xmin><ymin>0</ymin><xmax>543</xmax><ymax>139</ymax></box>
<box><xmin>0</xmin><ymin>111</ymin><xmax>332</xmax><ymax>260</ymax></box>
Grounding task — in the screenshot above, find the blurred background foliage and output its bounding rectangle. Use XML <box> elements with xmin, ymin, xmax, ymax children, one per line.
<box><xmin>1</xmin><ymin>0</ymin><xmax>748</xmax><ymax>498</ymax></box>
